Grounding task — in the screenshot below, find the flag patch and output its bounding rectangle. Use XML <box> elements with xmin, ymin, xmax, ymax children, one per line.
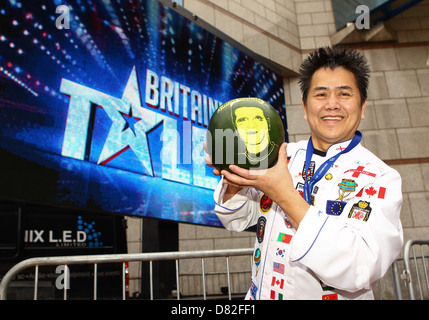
<box><xmin>277</xmin><ymin>233</ymin><xmax>292</xmax><ymax>244</ymax></box>
<box><xmin>273</xmin><ymin>262</ymin><xmax>285</xmax><ymax>275</ymax></box>
<box><xmin>326</xmin><ymin>200</ymin><xmax>346</xmax><ymax>216</ymax></box>
<box><xmin>270</xmin><ymin>290</ymin><xmax>283</xmax><ymax>300</ymax></box>
<box><xmin>271</xmin><ymin>276</ymin><xmax>284</xmax><ymax>289</ymax></box>
<box><xmin>322</xmin><ymin>293</ymin><xmax>338</xmax><ymax>300</ymax></box>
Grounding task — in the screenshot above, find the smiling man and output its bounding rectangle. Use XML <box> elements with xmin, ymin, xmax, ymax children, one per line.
<box><xmin>304</xmin><ymin>68</ymin><xmax>365</xmax><ymax>151</ymax></box>
<box><xmin>206</xmin><ymin>46</ymin><xmax>403</xmax><ymax>300</ymax></box>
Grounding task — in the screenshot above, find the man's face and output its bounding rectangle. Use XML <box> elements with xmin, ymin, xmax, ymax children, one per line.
<box><xmin>234</xmin><ymin>107</ymin><xmax>269</xmax><ymax>154</ymax></box>
<box><xmin>303</xmin><ymin>67</ymin><xmax>366</xmax><ymax>151</ymax></box>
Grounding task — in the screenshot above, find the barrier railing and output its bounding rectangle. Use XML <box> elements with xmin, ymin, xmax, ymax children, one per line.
<box><xmin>2</xmin><ymin>239</ymin><xmax>429</xmax><ymax>300</ymax></box>
<box><xmin>0</xmin><ymin>248</ymin><xmax>253</xmax><ymax>300</ymax></box>
<box><xmin>402</xmin><ymin>239</ymin><xmax>429</xmax><ymax>300</ymax></box>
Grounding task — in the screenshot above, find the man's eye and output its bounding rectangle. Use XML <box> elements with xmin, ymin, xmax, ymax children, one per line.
<box><xmin>237</xmin><ymin>117</ymin><xmax>247</xmax><ymax>123</ymax></box>
<box><xmin>254</xmin><ymin>116</ymin><xmax>263</xmax><ymax>121</ymax></box>
<box><xmin>315</xmin><ymin>92</ymin><xmax>327</xmax><ymax>98</ymax></box>
<box><xmin>338</xmin><ymin>91</ymin><xmax>352</xmax><ymax>98</ymax></box>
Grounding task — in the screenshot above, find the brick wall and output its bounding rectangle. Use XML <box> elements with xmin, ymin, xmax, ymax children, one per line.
<box><xmin>156</xmin><ymin>0</ymin><xmax>429</xmax><ymax>298</ymax></box>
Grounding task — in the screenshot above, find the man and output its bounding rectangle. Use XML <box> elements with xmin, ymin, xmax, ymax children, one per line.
<box><xmin>206</xmin><ymin>46</ymin><xmax>403</xmax><ymax>300</ymax></box>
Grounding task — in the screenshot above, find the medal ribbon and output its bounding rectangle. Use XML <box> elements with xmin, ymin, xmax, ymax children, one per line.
<box><xmin>303</xmin><ymin>131</ymin><xmax>362</xmax><ymax>205</ymax></box>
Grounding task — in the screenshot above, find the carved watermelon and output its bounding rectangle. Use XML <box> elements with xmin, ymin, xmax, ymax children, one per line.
<box><xmin>206</xmin><ymin>97</ymin><xmax>285</xmax><ymax>172</ymax></box>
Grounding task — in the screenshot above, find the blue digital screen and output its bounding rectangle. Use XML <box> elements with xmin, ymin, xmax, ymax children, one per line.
<box><xmin>0</xmin><ymin>0</ymin><xmax>287</xmax><ymax>227</ymax></box>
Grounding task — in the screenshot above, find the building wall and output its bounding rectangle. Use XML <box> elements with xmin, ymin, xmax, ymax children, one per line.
<box><xmin>132</xmin><ymin>0</ymin><xmax>429</xmax><ymax>298</ymax></box>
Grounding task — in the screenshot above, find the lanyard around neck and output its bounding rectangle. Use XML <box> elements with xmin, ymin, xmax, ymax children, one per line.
<box><xmin>303</xmin><ymin>131</ymin><xmax>362</xmax><ymax>205</ymax></box>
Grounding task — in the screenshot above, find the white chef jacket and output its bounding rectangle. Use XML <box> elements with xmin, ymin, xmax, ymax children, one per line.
<box><xmin>214</xmin><ymin>136</ymin><xmax>403</xmax><ymax>300</ymax></box>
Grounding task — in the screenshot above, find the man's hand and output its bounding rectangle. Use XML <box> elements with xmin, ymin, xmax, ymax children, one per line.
<box><xmin>219</xmin><ymin>143</ymin><xmax>292</xmax><ymax>201</ymax></box>
<box><xmin>220</xmin><ymin>143</ymin><xmax>309</xmax><ymax>229</ymax></box>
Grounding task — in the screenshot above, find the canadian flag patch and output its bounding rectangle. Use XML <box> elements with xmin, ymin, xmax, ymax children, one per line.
<box><xmin>356</xmin><ymin>186</ymin><xmax>386</xmax><ymax>199</ymax></box>
<box><xmin>271</xmin><ymin>276</ymin><xmax>284</xmax><ymax>289</ymax></box>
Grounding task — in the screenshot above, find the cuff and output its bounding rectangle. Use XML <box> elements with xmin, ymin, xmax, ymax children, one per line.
<box><xmin>290</xmin><ymin>206</ymin><xmax>330</xmax><ymax>262</ymax></box>
<box><xmin>213</xmin><ymin>176</ymin><xmax>248</xmax><ymax>213</ymax></box>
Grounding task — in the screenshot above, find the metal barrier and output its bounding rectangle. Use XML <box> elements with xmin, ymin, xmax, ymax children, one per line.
<box><xmin>402</xmin><ymin>239</ymin><xmax>429</xmax><ymax>300</ymax></box>
<box><xmin>0</xmin><ymin>248</ymin><xmax>253</xmax><ymax>300</ymax></box>
<box><xmin>372</xmin><ymin>239</ymin><xmax>429</xmax><ymax>300</ymax></box>
<box><xmin>2</xmin><ymin>239</ymin><xmax>429</xmax><ymax>300</ymax></box>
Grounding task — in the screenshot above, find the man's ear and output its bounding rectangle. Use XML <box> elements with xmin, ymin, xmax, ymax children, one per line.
<box><xmin>302</xmin><ymin>99</ymin><xmax>308</xmax><ymax>120</ymax></box>
<box><xmin>361</xmin><ymin>99</ymin><xmax>367</xmax><ymax>120</ymax></box>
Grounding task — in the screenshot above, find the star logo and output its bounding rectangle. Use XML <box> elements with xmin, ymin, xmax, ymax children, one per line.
<box><xmin>97</xmin><ymin>66</ymin><xmax>155</xmax><ymax>176</ymax></box>
<box><xmin>61</xmin><ymin>66</ymin><xmax>175</xmax><ymax>177</ymax></box>
<box><xmin>120</xmin><ymin>105</ymin><xmax>141</xmax><ymax>134</ymax></box>
<box><xmin>60</xmin><ymin>66</ymin><xmax>219</xmax><ymax>189</ymax></box>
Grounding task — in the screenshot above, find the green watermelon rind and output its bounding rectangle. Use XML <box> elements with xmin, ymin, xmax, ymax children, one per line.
<box><xmin>206</xmin><ymin>97</ymin><xmax>285</xmax><ymax>172</ymax></box>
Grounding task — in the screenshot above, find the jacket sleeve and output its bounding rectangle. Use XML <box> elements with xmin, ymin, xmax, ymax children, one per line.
<box><xmin>289</xmin><ymin>167</ymin><xmax>403</xmax><ymax>292</ymax></box>
<box><xmin>213</xmin><ymin>176</ymin><xmax>260</xmax><ymax>232</ymax></box>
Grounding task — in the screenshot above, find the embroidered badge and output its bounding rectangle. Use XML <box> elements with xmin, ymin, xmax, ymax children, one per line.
<box><xmin>256</xmin><ymin>216</ymin><xmax>266</xmax><ymax>243</ymax></box>
<box><xmin>271</xmin><ymin>276</ymin><xmax>284</xmax><ymax>289</ymax></box>
<box><xmin>276</xmin><ymin>247</ymin><xmax>285</xmax><ymax>258</ymax></box>
<box><xmin>273</xmin><ymin>262</ymin><xmax>285</xmax><ymax>275</ymax></box>
<box><xmin>356</xmin><ymin>186</ymin><xmax>386</xmax><ymax>199</ymax></box>
<box><xmin>302</xmin><ymin>160</ymin><xmax>315</xmax><ymax>181</ymax></box>
<box><xmin>259</xmin><ymin>194</ymin><xmax>273</xmax><ymax>213</ymax></box>
<box><xmin>338</xmin><ymin>178</ymin><xmax>358</xmax><ymax>201</ymax></box>
<box><xmin>348</xmin><ymin>200</ymin><xmax>372</xmax><ymax>221</ymax></box>
<box><xmin>270</xmin><ymin>290</ymin><xmax>283</xmax><ymax>300</ymax></box>
<box><xmin>322</xmin><ymin>293</ymin><xmax>338</xmax><ymax>300</ymax></box>
<box><xmin>344</xmin><ymin>166</ymin><xmax>376</xmax><ymax>178</ymax></box>
<box><xmin>250</xmin><ymin>281</ymin><xmax>258</xmax><ymax>300</ymax></box>
<box><xmin>277</xmin><ymin>232</ymin><xmax>292</xmax><ymax>244</ymax></box>
<box><xmin>284</xmin><ymin>217</ymin><xmax>293</xmax><ymax>229</ymax></box>
<box><xmin>326</xmin><ymin>200</ymin><xmax>346</xmax><ymax>216</ymax></box>
<box><xmin>254</xmin><ymin>248</ymin><xmax>261</xmax><ymax>267</ymax></box>
<box><xmin>313</xmin><ymin>186</ymin><xmax>319</xmax><ymax>194</ymax></box>
<box><xmin>295</xmin><ymin>182</ymin><xmax>304</xmax><ymax>198</ymax></box>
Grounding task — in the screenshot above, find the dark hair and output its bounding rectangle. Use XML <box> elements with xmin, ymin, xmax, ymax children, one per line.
<box><xmin>298</xmin><ymin>46</ymin><xmax>370</xmax><ymax>105</ymax></box>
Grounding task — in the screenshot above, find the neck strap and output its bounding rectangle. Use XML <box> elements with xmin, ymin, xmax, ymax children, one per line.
<box><xmin>303</xmin><ymin>131</ymin><xmax>362</xmax><ymax>205</ymax></box>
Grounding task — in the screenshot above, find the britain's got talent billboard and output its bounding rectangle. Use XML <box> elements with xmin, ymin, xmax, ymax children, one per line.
<box><xmin>0</xmin><ymin>0</ymin><xmax>287</xmax><ymax>227</ymax></box>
